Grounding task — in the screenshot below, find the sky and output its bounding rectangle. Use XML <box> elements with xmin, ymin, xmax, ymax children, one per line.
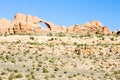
<box><xmin>0</xmin><ymin>0</ymin><xmax>120</xmax><ymax>31</ymax></box>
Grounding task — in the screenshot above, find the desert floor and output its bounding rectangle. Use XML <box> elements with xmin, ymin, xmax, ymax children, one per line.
<box><xmin>0</xmin><ymin>34</ymin><xmax>120</xmax><ymax>80</ymax></box>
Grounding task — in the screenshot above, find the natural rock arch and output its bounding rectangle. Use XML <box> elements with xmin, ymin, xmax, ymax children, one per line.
<box><xmin>39</xmin><ymin>21</ymin><xmax>51</xmax><ymax>30</ymax></box>
<box><xmin>0</xmin><ymin>13</ymin><xmax>112</xmax><ymax>34</ymax></box>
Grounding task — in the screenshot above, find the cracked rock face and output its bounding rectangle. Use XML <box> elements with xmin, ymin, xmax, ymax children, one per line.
<box><xmin>0</xmin><ymin>13</ymin><xmax>112</xmax><ymax>34</ymax></box>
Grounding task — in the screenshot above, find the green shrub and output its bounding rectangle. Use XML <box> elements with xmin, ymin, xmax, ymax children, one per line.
<box><xmin>15</xmin><ymin>73</ymin><xmax>23</xmax><ymax>78</ymax></box>
<box><xmin>68</xmin><ymin>75</ymin><xmax>72</xmax><ymax>78</ymax></box>
<box><xmin>51</xmin><ymin>74</ymin><xmax>55</xmax><ymax>78</ymax></box>
<box><xmin>96</xmin><ymin>34</ymin><xmax>104</xmax><ymax>38</ymax></box>
<box><xmin>43</xmin><ymin>67</ymin><xmax>49</xmax><ymax>73</ymax></box>
<box><xmin>8</xmin><ymin>74</ymin><xmax>15</xmax><ymax>80</ymax></box>
<box><xmin>113</xmin><ymin>70</ymin><xmax>120</xmax><ymax>74</ymax></box>
<box><xmin>0</xmin><ymin>76</ymin><xmax>2</xmax><ymax>80</ymax></box>
<box><xmin>30</xmin><ymin>36</ymin><xmax>34</xmax><ymax>40</ymax></box>
<box><xmin>79</xmin><ymin>33</ymin><xmax>91</xmax><ymax>37</ymax></box>
<box><xmin>44</xmin><ymin>75</ymin><xmax>49</xmax><ymax>80</ymax></box>
<box><xmin>102</xmin><ymin>37</ymin><xmax>104</xmax><ymax>40</ymax></box>
<box><xmin>75</xmin><ymin>48</ymin><xmax>81</xmax><ymax>55</ymax></box>
<box><xmin>56</xmin><ymin>32</ymin><xmax>65</xmax><ymax>37</ymax></box>
<box><xmin>48</xmin><ymin>38</ymin><xmax>54</xmax><ymax>41</ymax></box>
<box><xmin>27</xmin><ymin>41</ymin><xmax>40</xmax><ymax>45</ymax></box>
<box><xmin>110</xmin><ymin>37</ymin><xmax>114</xmax><ymax>41</ymax></box>
<box><xmin>15</xmin><ymin>40</ymin><xmax>21</xmax><ymax>44</ymax></box>
<box><xmin>14</xmin><ymin>70</ymin><xmax>18</xmax><ymax>73</ymax></box>
<box><xmin>47</xmin><ymin>32</ymin><xmax>53</xmax><ymax>36</ymax></box>
<box><xmin>54</xmin><ymin>67</ymin><xmax>59</xmax><ymax>71</ymax></box>
<box><xmin>49</xmin><ymin>58</ymin><xmax>55</xmax><ymax>63</ymax></box>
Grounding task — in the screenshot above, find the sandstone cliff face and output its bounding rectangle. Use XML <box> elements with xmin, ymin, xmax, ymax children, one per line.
<box><xmin>0</xmin><ymin>13</ymin><xmax>111</xmax><ymax>34</ymax></box>
<box><xmin>12</xmin><ymin>13</ymin><xmax>42</xmax><ymax>33</ymax></box>
<box><xmin>0</xmin><ymin>18</ymin><xmax>14</xmax><ymax>34</ymax></box>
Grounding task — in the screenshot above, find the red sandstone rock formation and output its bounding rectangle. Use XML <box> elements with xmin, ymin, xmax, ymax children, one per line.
<box><xmin>0</xmin><ymin>18</ymin><xmax>14</xmax><ymax>34</ymax></box>
<box><xmin>12</xmin><ymin>13</ymin><xmax>42</xmax><ymax>33</ymax></box>
<box><xmin>0</xmin><ymin>13</ymin><xmax>112</xmax><ymax>35</ymax></box>
<box><xmin>12</xmin><ymin>13</ymin><xmax>64</xmax><ymax>33</ymax></box>
<box><xmin>68</xmin><ymin>20</ymin><xmax>111</xmax><ymax>34</ymax></box>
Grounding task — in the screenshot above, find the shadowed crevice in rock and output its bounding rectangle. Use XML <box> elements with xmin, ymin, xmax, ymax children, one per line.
<box><xmin>44</xmin><ymin>23</ymin><xmax>51</xmax><ymax>30</ymax></box>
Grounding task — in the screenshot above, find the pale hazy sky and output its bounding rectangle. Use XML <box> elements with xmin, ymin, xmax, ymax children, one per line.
<box><xmin>0</xmin><ymin>0</ymin><xmax>120</xmax><ymax>31</ymax></box>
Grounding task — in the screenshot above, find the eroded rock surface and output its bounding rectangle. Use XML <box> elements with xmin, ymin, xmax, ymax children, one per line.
<box><xmin>0</xmin><ymin>18</ymin><xmax>14</xmax><ymax>34</ymax></box>
<box><xmin>68</xmin><ymin>20</ymin><xmax>111</xmax><ymax>34</ymax></box>
<box><xmin>0</xmin><ymin>13</ymin><xmax>112</xmax><ymax>34</ymax></box>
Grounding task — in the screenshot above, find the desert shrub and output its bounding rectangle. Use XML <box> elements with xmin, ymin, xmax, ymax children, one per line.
<box><xmin>77</xmin><ymin>44</ymin><xmax>88</xmax><ymax>46</ymax></box>
<box><xmin>64</xmin><ymin>71</ymin><xmax>67</xmax><ymax>74</ymax></box>
<box><xmin>1</xmin><ymin>72</ymin><xmax>6</xmax><ymax>75</ymax></box>
<box><xmin>75</xmin><ymin>48</ymin><xmax>81</xmax><ymax>55</ymax></box>
<box><xmin>51</xmin><ymin>74</ymin><xmax>55</xmax><ymax>78</ymax></box>
<box><xmin>85</xmin><ymin>33</ymin><xmax>92</xmax><ymax>37</ymax></box>
<box><xmin>102</xmin><ymin>37</ymin><xmax>105</xmax><ymax>40</ymax></box>
<box><xmin>25</xmin><ymin>74</ymin><xmax>30</xmax><ymax>79</ymax></box>
<box><xmin>8</xmin><ymin>74</ymin><xmax>15</xmax><ymax>80</ymax></box>
<box><xmin>15</xmin><ymin>73</ymin><xmax>23</xmax><ymax>78</ymax></box>
<box><xmin>0</xmin><ymin>56</ymin><xmax>5</xmax><ymax>62</ymax></box>
<box><xmin>5</xmin><ymin>55</ymin><xmax>11</xmax><ymax>60</ymax></box>
<box><xmin>61</xmin><ymin>42</ymin><xmax>67</xmax><ymax>46</ymax></box>
<box><xmin>110</xmin><ymin>37</ymin><xmax>114</xmax><ymax>41</ymax></box>
<box><xmin>0</xmin><ymin>76</ymin><xmax>2</xmax><ymax>80</ymax></box>
<box><xmin>47</xmin><ymin>32</ymin><xmax>53</xmax><ymax>36</ymax></box>
<box><xmin>14</xmin><ymin>70</ymin><xmax>18</xmax><ymax>73</ymax></box>
<box><xmin>15</xmin><ymin>40</ymin><xmax>21</xmax><ymax>44</ymax></box>
<box><xmin>113</xmin><ymin>70</ymin><xmax>120</xmax><ymax>74</ymax></box>
<box><xmin>54</xmin><ymin>67</ymin><xmax>59</xmax><ymax>71</ymax></box>
<box><xmin>27</xmin><ymin>41</ymin><xmax>40</xmax><ymax>45</ymax></box>
<box><xmin>72</xmin><ymin>35</ymin><xmax>78</xmax><ymax>38</ymax></box>
<box><xmin>11</xmin><ymin>60</ymin><xmax>16</xmax><ymax>64</ymax></box>
<box><xmin>96</xmin><ymin>34</ymin><xmax>104</xmax><ymax>38</ymax></box>
<box><xmin>56</xmin><ymin>32</ymin><xmax>65</xmax><ymax>37</ymax></box>
<box><xmin>49</xmin><ymin>58</ymin><xmax>55</xmax><ymax>63</ymax></box>
<box><xmin>43</xmin><ymin>67</ymin><xmax>49</xmax><ymax>73</ymax></box>
<box><xmin>68</xmin><ymin>75</ymin><xmax>72</xmax><ymax>78</ymax></box>
<box><xmin>44</xmin><ymin>75</ymin><xmax>49</xmax><ymax>80</ymax></box>
<box><xmin>31</xmin><ymin>74</ymin><xmax>35</xmax><ymax>79</ymax></box>
<box><xmin>79</xmin><ymin>33</ymin><xmax>91</xmax><ymax>37</ymax></box>
<box><xmin>6</xmin><ymin>68</ymin><xmax>13</xmax><ymax>72</ymax></box>
<box><xmin>74</xmin><ymin>42</ymin><xmax>78</xmax><ymax>45</ymax></box>
<box><xmin>3</xmin><ymin>33</ymin><xmax>9</xmax><ymax>37</ymax></box>
<box><xmin>30</xmin><ymin>36</ymin><xmax>34</xmax><ymax>40</ymax></box>
<box><xmin>73</xmin><ymin>74</ymin><xmax>77</xmax><ymax>77</ymax></box>
<box><xmin>48</xmin><ymin>38</ymin><xmax>54</xmax><ymax>41</ymax></box>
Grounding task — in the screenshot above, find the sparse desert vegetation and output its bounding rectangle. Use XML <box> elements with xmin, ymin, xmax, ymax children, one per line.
<box><xmin>0</xmin><ymin>34</ymin><xmax>120</xmax><ymax>80</ymax></box>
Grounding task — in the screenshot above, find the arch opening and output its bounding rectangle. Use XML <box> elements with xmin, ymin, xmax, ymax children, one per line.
<box><xmin>39</xmin><ymin>22</ymin><xmax>51</xmax><ymax>30</ymax></box>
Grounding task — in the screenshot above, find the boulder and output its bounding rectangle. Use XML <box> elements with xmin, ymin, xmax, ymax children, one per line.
<box><xmin>102</xmin><ymin>27</ymin><xmax>111</xmax><ymax>34</ymax></box>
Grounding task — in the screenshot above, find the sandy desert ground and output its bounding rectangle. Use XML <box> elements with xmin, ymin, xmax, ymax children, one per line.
<box><xmin>0</xmin><ymin>33</ymin><xmax>120</xmax><ymax>80</ymax></box>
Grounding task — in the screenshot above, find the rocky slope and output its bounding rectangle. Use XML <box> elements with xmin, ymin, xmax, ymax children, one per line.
<box><xmin>0</xmin><ymin>13</ymin><xmax>111</xmax><ymax>35</ymax></box>
<box><xmin>0</xmin><ymin>34</ymin><xmax>120</xmax><ymax>80</ymax></box>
